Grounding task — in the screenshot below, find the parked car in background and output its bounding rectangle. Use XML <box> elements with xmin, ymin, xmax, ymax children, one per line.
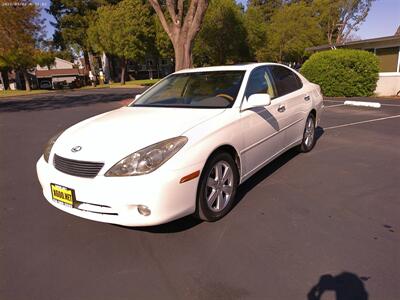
<box><xmin>53</xmin><ymin>81</ymin><xmax>69</xmax><ymax>89</ymax></box>
<box><xmin>36</xmin><ymin>63</ymin><xmax>323</xmax><ymax>227</ymax></box>
<box><xmin>39</xmin><ymin>80</ymin><xmax>52</xmax><ymax>90</ymax></box>
<box><xmin>52</xmin><ymin>80</ymin><xmax>81</xmax><ymax>90</ymax></box>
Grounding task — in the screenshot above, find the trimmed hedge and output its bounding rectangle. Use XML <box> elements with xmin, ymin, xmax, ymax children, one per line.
<box><xmin>300</xmin><ymin>49</ymin><xmax>379</xmax><ymax>97</ymax></box>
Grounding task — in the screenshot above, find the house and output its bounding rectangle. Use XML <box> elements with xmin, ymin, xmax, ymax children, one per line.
<box><xmin>306</xmin><ymin>30</ymin><xmax>400</xmax><ymax>96</ymax></box>
<box><xmin>99</xmin><ymin>53</ymin><xmax>174</xmax><ymax>83</ymax></box>
<box><xmin>35</xmin><ymin>57</ymin><xmax>88</xmax><ymax>89</ymax></box>
<box><xmin>128</xmin><ymin>57</ymin><xmax>174</xmax><ymax>80</ymax></box>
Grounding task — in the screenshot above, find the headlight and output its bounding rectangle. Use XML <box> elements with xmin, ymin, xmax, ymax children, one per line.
<box><xmin>43</xmin><ymin>131</ymin><xmax>64</xmax><ymax>163</ymax></box>
<box><xmin>105</xmin><ymin>136</ymin><xmax>188</xmax><ymax>176</ymax></box>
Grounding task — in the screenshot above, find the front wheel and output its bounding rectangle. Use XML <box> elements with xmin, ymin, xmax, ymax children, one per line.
<box><xmin>299</xmin><ymin>114</ymin><xmax>316</xmax><ymax>153</ymax></box>
<box><xmin>195</xmin><ymin>152</ymin><xmax>239</xmax><ymax>222</ymax></box>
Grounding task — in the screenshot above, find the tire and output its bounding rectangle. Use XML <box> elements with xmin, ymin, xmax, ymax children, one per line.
<box><xmin>299</xmin><ymin>113</ymin><xmax>316</xmax><ymax>153</ymax></box>
<box><xmin>195</xmin><ymin>152</ymin><xmax>239</xmax><ymax>222</ymax></box>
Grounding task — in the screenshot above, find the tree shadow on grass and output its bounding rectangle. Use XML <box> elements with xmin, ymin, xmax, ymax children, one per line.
<box><xmin>0</xmin><ymin>88</ymin><xmax>145</xmax><ymax>113</ymax></box>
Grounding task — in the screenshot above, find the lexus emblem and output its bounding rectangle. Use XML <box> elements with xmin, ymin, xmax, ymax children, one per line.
<box><xmin>71</xmin><ymin>146</ymin><xmax>82</xmax><ymax>153</ymax></box>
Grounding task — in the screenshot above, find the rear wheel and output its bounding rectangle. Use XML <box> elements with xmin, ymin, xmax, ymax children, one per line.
<box><xmin>195</xmin><ymin>152</ymin><xmax>239</xmax><ymax>222</ymax></box>
<box><xmin>299</xmin><ymin>114</ymin><xmax>316</xmax><ymax>153</ymax></box>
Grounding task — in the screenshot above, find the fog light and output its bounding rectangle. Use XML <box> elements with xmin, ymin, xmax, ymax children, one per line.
<box><xmin>137</xmin><ymin>205</ymin><xmax>151</xmax><ymax>216</ymax></box>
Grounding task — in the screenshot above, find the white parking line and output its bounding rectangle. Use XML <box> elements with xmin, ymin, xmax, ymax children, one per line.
<box><xmin>324</xmin><ymin>114</ymin><xmax>400</xmax><ymax>130</ymax></box>
<box><xmin>324</xmin><ymin>99</ymin><xmax>400</xmax><ymax>107</ymax></box>
<box><xmin>378</xmin><ymin>103</ymin><xmax>400</xmax><ymax>107</ymax></box>
<box><xmin>344</xmin><ymin>100</ymin><xmax>381</xmax><ymax>108</ymax></box>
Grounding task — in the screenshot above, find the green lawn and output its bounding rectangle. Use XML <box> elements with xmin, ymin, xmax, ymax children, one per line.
<box><xmin>75</xmin><ymin>79</ymin><xmax>160</xmax><ymax>89</ymax></box>
<box><xmin>0</xmin><ymin>79</ymin><xmax>159</xmax><ymax>99</ymax></box>
<box><xmin>0</xmin><ymin>89</ymin><xmax>55</xmax><ymax>98</ymax></box>
<box><xmin>109</xmin><ymin>79</ymin><xmax>160</xmax><ymax>87</ymax></box>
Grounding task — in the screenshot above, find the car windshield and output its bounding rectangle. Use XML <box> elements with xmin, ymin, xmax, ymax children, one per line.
<box><xmin>131</xmin><ymin>71</ymin><xmax>245</xmax><ymax>108</ymax></box>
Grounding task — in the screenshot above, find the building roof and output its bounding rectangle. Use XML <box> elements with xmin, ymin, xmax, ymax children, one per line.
<box><xmin>306</xmin><ymin>35</ymin><xmax>400</xmax><ymax>52</ymax></box>
<box><xmin>54</xmin><ymin>57</ymin><xmax>75</xmax><ymax>66</ymax></box>
<box><xmin>36</xmin><ymin>68</ymin><xmax>87</xmax><ymax>78</ymax></box>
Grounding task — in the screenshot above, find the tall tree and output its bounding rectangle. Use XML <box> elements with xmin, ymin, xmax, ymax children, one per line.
<box><xmin>313</xmin><ymin>0</ymin><xmax>375</xmax><ymax>45</ymax></box>
<box><xmin>35</xmin><ymin>51</ymin><xmax>57</xmax><ymax>69</ymax></box>
<box><xmin>0</xmin><ymin>0</ymin><xmax>48</xmax><ymax>91</ymax></box>
<box><xmin>47</xmin><ymin>0</ymin><xmax>112</xmax><ymax>72</ymax></box>
<box><xmin>263</xmin><ymin>1</ymin><xmax>324</xmax><ymax>62</ymax></box>
<box><xmin>244</xmin><ymin>5</ymin><xmax>268</xmax><ymax>61</ymax></box>
<box><xmin>154</xmin><ymin>17</ymin><xmax>174</xmax><ymax>60</ymax></box>
<box><xmin>193</xmin><ymin>0</ymin><xmax>250</xmax><ymax>66</ymax></box>
<box><xmin>246</xmin><ymin>0</ymin><xmax>282</xmax><ymax>22</ymax></box>
<box><xmin>148</xmin><ymin>0</ymin><xmax>209</xmax><ymax>70</ymax></box>
<box><xmin>88</xmin><ymin>0</ymin><xmax>154</xmax><ymax>84</ymax></box>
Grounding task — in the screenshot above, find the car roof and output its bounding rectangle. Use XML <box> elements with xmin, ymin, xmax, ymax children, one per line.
<box><xmin>174</xmin><ymin>62</ymin><xmax>285</xmax><ymax>74</ymax></box>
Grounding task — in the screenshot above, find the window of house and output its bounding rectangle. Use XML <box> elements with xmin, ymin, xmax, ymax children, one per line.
<box><xmin>375</xmin><ymin>47</ymin><xmax>399</xmax><ymax>72</ymax></box>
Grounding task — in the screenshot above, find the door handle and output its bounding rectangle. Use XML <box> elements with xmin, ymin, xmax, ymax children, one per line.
<box><xmin>277</xmin><ymin>105</ymin><xmax>286</xmax><ymax>113</ymax></box>
<box><xmin>304</xmin><ymin>95</ymin><xmax>310</xmax><ymax>101</ymax></box>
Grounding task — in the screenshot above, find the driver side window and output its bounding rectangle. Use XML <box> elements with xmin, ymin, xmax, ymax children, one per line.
<box><xmin>245</xmin><ymin>67</ymin><xmax>275</xmax><ymax>99</ymax></box>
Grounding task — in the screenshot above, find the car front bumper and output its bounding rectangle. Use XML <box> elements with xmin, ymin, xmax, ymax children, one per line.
<box><xmin>36</xmin><ymin>156</ymin><xmax>201</xmax><ymax>226</ymax></box>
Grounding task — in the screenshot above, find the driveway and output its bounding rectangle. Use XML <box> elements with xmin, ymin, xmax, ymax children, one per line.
<box><xmin>0</xmin><ymin>90</ymin><xmax>399</xmax><ymax>300</ymax></box>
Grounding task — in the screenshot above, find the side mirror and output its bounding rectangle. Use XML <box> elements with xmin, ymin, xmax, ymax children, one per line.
<box><xmin>135</xmin><ymin>93</ymin><xmax>142</xmax><ymax>100</ymax></box>
<box><xmin>242</xmin><ymin>93</ymin><xmax>271</xmax><ymax>110</ymax></box>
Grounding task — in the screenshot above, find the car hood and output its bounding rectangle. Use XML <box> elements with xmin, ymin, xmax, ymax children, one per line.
<box><xmin>52</xmin><ymin>106</ymin><xmax>225</xmax><ymax>163</ymax></box>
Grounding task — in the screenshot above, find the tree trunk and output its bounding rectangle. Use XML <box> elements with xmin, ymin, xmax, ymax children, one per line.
<box><xmin>109</xmin><ymin>56</ymin><xmax>115</xmax><ymax>83</ymax></box>
<box><xmin>148</xmin><ymin>0</ymin><xmax>209</xmax><ymax>72</ymax></box>
<box><xmin>22</xmin><ymin>70</ymin><xmax>31</xmax><ymax>91</ymax></box>
<box><xmin>0</xmin><ymin>69</ymin><xmax>9</xmax><ymax>90</ymax></box>
<box><xmin>173</xmin><ymin>38</ymin><xmax>193</xmax><ymax>71</ymax></box>
<box><xmin>83</xmin><ymin>50</ymin><xmax>91</xmax><ymax>86</ymax></box>
<box><xmin>83</xmin><ymin>51</ymin><xmax>91</xmax><ymax>73</ymax></box>
<box><xmin>120</xmin><ymin>58</ymin><xmax>127</xmax><ymax>85</ymax></box>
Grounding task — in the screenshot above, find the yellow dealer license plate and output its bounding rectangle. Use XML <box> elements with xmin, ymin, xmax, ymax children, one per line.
<box><xmin>50</xmin><ymin>183</ymin><xmax>76</xmax><ymax>208</ymax></box>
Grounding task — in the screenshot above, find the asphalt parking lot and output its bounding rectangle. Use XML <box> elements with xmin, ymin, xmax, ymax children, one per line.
<box><xmin>0</xmin><ymin>90</ymin><xmax>399</xmax><ymax>300</ymax></box>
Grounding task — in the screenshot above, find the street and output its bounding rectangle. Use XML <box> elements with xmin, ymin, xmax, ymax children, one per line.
<box><xmin>1</xmin><ymin>89</ymin><xmax>399</xmax><ymax>300</ymax></box>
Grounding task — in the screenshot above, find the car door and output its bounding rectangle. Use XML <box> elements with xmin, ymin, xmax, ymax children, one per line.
<box><xmin>240</xmin><ymin>66</ymin><xmax>287</xmax><ymax>178</ymax></box>
<box><xmin>268</xmin><ymin>65</ymin><xmax>311</xmax><ymax>147</ymax></box>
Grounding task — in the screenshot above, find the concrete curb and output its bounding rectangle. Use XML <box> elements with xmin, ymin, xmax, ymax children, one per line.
<box><xmin>344</xmin><ymin>100</ymin><xmax>381</xmax><ymax>108</ymax></box>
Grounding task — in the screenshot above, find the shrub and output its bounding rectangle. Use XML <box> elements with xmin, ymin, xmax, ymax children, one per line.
<box><xmin>300</xmin><ymin>49</ymin><xmax>379</xmax><ymax>97</ymax></box>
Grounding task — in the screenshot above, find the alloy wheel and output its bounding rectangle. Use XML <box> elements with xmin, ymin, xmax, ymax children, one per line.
<box><xmin>205</xmin><ymin>161</ymin><xmax>234</xmax><ymax>212</ymax></box>
<box><xmin>304</xmin><ymin>117</ymin><xmax>315</xmax><ymax>148</ymax></box>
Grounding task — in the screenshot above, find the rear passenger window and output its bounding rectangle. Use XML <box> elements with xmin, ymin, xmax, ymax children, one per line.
<box><xmin>268</xmin><ymin>65</ymin><xmax>302</xmax><ymax>97</ymax></box>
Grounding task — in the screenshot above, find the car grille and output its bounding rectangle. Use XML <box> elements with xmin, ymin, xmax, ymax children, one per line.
<box><xmin>53</xmin><ymin>154</ymin><xmax>104</xmax><ymax>178</ymax></box>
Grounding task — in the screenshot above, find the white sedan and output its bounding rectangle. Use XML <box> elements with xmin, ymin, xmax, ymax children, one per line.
<box><xmin>36</xmin><ymin>63</ymin><xmax>323</xmax><ymax>226</ymax></box>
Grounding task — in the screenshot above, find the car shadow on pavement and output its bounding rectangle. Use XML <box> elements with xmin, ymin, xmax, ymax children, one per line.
<box><xmin>131</xmin><ymin>215</ymin><xmax>203</xmax><ymax>234</ymax></box>
<box><xmin>308</xmin><ymin>272</ymin><xmax>369</xmax><ymax>300</ymax></box>
<box><xmin>315</xmin><ymin>126</ymin><xmax>324</xmax><ymax>140</ymax></box>
<box><xmin>130</xmin><ymin>127</ymin><xmax>325</xmax><ymax>234</ymax></box>
<box><xmin>0</xmin><ymin>89</ymin><xmax>144</xmax><ymax>112</ymax></box>
<box><xmin>234</xmin><ymin>126</ymin><xmax>324</xmax><ymax>207</ymax></box>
